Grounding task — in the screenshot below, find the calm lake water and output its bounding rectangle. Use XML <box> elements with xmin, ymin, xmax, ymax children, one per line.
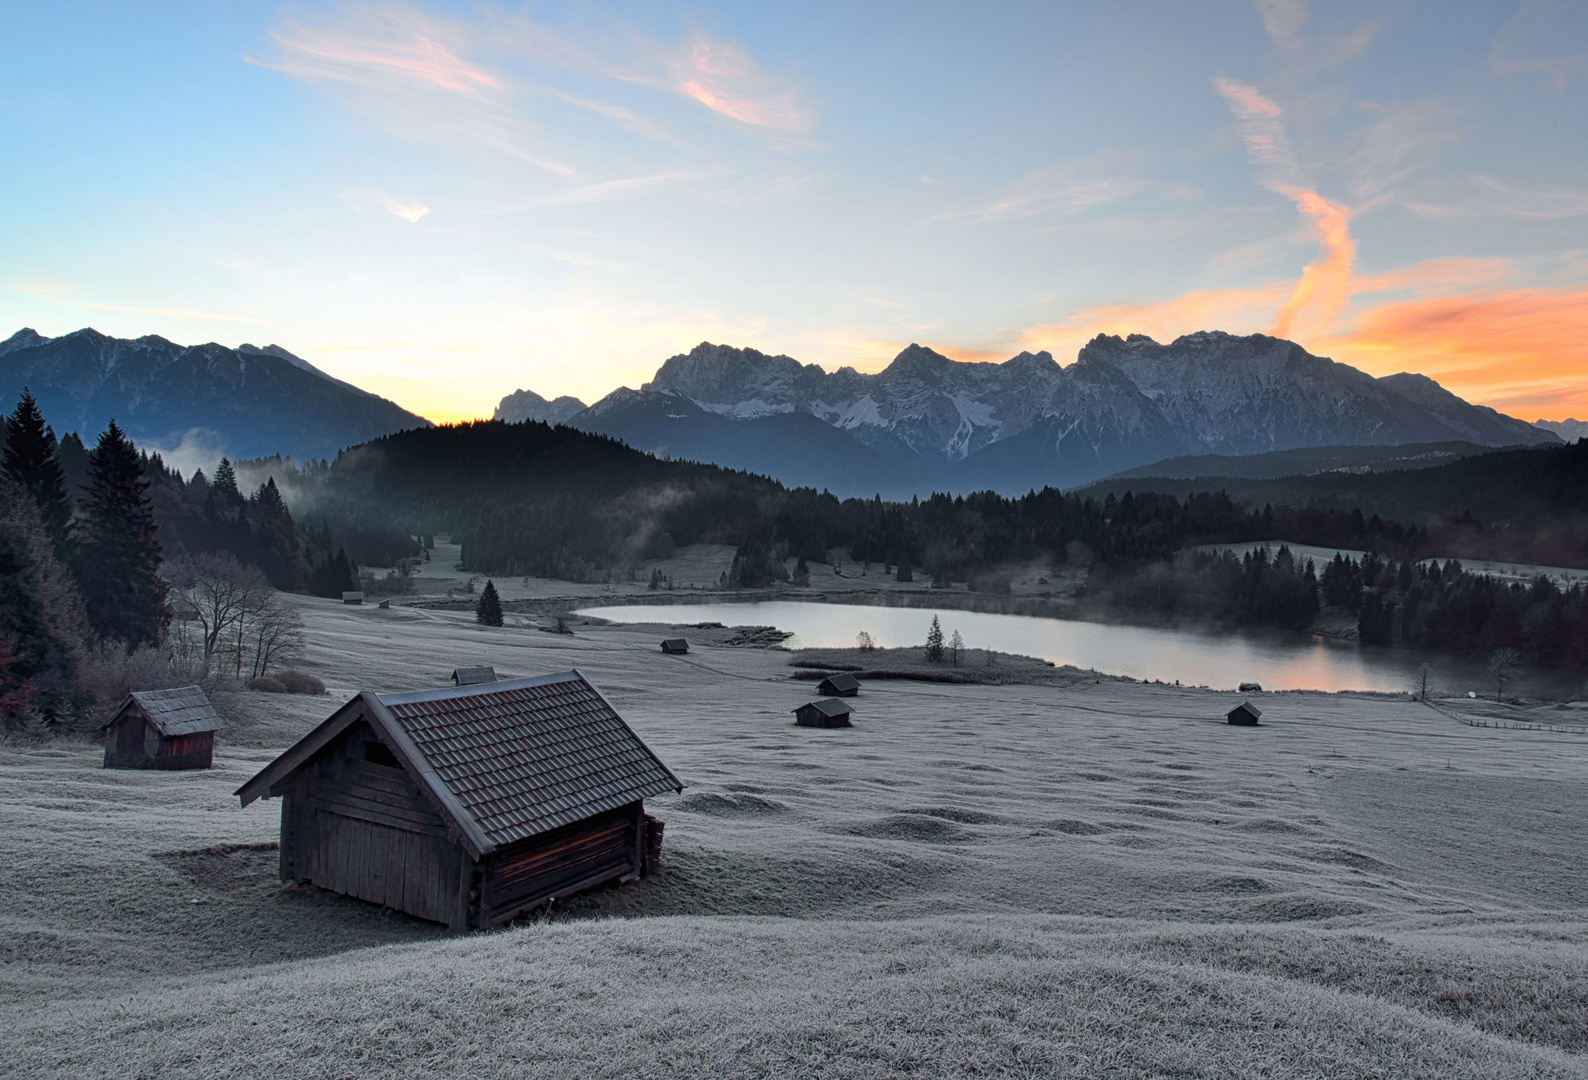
<box><xmin>574</xmin><ymin>600</ymin><xmax>1479</xmax><ymax>694</ymax></box>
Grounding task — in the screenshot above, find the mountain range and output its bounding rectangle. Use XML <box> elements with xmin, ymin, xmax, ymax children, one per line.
<box><xmin>499</xmin><ymin>331</ymin><xmax>1557</xmax><ymax>497</ymax></box>
<box><xmin>3</xmin><ymin>325</ymin><xmax>1562</xmax><ymax>495</ymax></box>
<box><xmin>0</xmin><ymin>327</ymin><xmax>429</xmax><ymax>462</ymax></box>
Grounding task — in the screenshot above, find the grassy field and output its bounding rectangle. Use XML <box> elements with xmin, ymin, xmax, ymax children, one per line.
<box><xmin>3</xmin><ymin>594</ymin><xmax>1587</xmax><ymax>1077</ymax></box>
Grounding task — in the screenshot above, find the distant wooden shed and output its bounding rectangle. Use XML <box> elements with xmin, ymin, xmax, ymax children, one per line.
<box><xmin>235</xmin><ymin>671</ymin><xmax>684</xmax><ymax>931</ymax></box>
<box><xmin>816</xmin><ymin>673</ymin><xmax>860</xmax><ymax>697</ymax></box>
<box><xmin>661</xmin><ymin>638</ymin><xmax>689</xmax><ymax>654</ymax></box>
<box><xmin>1226</xmin><ymin>701</ymin><xmax>1262</xmax><ymax>726</ymax></box>
<box><xmin>451</xmin><ymin>666</ymin><xmax>497</xmax><ymax>686</ymax></box>
<box><xmin>102</xmin><ymin>686</ymin><xmax>220</xmax><ymax>770</ymax></box>
<box><xmin>795</xmin><ymin>699</ymin><xmax>853</xmax><ymax>728</ymax></box>
<box><xmin>342</xmin><ymin>591</ymin><xmax>364</xmax><ymax>605</ymax></box>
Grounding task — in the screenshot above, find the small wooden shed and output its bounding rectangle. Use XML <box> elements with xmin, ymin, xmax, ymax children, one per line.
<box><xmin>795</xmin><ymin>698</ymin><xmax>853</xmax><ymax>728</ymax></box>
<box><xmin>102</xmin><ymin>686</ymin><xmax>220</xmax><ymax>770</ymax></box>
<box><xmin>816</xmin><ymin>673</ymin><xmax>860</xmax><ymax>697</ymax></box>
<box><xmin>1226</xmin><ymin>701</ymin><xmax>1262</xmax><ymax>726</ymax></box>
<box><xmin>342</xmin><ymin>591</ymin><xmax>364</xmax><ymax>605</ymax></box>
<box><xmin>235</xmin><ymin>671</ymin><xmax>684</xmax><ymax>931</ymax></box>
<box><xmin>451</xmin><ymin>666</ymin><xmax>497</xmax><ymax>686</ymax></box>
<box><xmin>661</xmin><ymin>638</ymin><xmax>689</xmax><ymax>654</ymax></box>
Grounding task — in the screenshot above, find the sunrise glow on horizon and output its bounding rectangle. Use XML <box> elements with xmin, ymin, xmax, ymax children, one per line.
<box><xmin>3</xmin><ymin>1</ymin><xmax>1586</xmax><ymax>424</ymax></box>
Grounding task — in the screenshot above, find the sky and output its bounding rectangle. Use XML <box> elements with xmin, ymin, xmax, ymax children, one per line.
<box><xmin>2</xmin><ymin>1</ymin><xmax>1586</xmax><ymax>423</ymax></box>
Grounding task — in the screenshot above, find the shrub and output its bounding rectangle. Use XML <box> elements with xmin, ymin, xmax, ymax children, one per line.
<box><xmin>77</xmin><ymin>641</ymin><xmax>221</xmax><ymax>725</ymax></box>
<box><xmin>248</xmin><ymin>676</ymin><xmax>287</xmax><ymax>693</ymax></box>
<box><xmin>277</xmin><ymin>669</ymin><xmax>326</xmax><ymax>695</ymax></box>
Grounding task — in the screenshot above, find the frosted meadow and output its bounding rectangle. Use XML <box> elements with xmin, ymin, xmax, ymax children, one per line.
<box><xmin>4</xmin><ymin>595</ymin><xmax>1588</xmax><ymax>1078</ymax></box>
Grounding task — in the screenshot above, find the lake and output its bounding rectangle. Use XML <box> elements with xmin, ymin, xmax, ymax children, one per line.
<box><xmin>574</xmin><ymin>600</ymin><xmax>1491</xmax><ymax>694</ymax></box>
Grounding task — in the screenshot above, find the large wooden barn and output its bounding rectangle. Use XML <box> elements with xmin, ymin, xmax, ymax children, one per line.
<box><xmin>102</xmin><ymin>686</ymin><xmax>220</xmax><ymax>770</ymax></box>
<box><xmin>236</xmin><ymin>670</ymin><xmax>683</xmax><ymax>930</ymax></box>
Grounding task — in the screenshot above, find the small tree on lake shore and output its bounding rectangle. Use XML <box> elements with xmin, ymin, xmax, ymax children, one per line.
<box><xmin>949</xmin><ymin>629</ymin><xmax>964</xmax><ymax>666</ymax></box>
<box><xmin>925</xmin><ymin>615</ymin><xmax>944</xmax><ymax>662</ymax></box>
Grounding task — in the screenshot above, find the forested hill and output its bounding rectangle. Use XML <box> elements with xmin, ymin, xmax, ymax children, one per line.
<box><xmin>1078</xmin><ymin>439</ymin><xmax>1588</xmax><ymax>526</ymax></box>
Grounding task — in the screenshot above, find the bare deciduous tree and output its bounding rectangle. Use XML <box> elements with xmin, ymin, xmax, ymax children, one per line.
<box><xmin>1488</xmin><ymin>647</ymin><xmax>1522</xmax><ymax>702</ymax></box>
<box><xmin>166</xmin><ymin>553</ymin><xmax>300</xmax><ymax>678</ymax></box>
<box><xmin>855</xmin><ymin>630</ymin><xmax>875</xmax><ymax>652</ymax></box>
<box><xmin>949</xmin><ymin>629</ymin><xmax>964</xmax><ymax>667</ymax></box>
<box><xmin>1412</xmin><ymin>663</ymin><xmax>1433</xmax><ymax>703</ymax></box>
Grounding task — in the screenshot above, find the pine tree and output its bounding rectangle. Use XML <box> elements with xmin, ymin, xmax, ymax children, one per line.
<box><xmin>3</xmin><ymin>389</ymin><xmax>73</xmax><ymax>560</ymax></box>
<box><xmin>476</xmin><ymin>579</ymin><xmax>504</xmax><ymax>626</ymax></box>
<box><xmin>896</xmin><ymin>557</ymin><xmax>913</xmax><ymax>583</ymax></box>
<box><xmin>75</xmin><ymin>420</ymin><xmax>169</xmax><ymax>647</ymax></box>
<box><xmin>0</xmin><ymin>473</ymin><xmax>89</xmax><ymax>726</ymax></box>
<box><xmin>211</xmin><ymin>457</ymin><xmax>243</xmax><ymax>508</ymax></box>
<box><xmin>925</xmin><ymin>614</ymin><xmax>944</xmax><ymax>662</ymax></box>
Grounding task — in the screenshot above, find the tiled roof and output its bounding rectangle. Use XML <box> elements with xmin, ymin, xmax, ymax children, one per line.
<box><xmin>373</xmin><ymin>672</ymin><xmax>683</xmax><ymax>848</ymax></box>
<box><xmin>126</xmin><ymin>686</ymin><xmax>221</xmax><ymax>736</ymax></box>
<box><xmin>818</xmin><ymin>673</ymin><xmax>860</xmax><ymax>691</ymax></box>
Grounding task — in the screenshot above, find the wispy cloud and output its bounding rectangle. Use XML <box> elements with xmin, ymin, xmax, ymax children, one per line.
<box><xmin>254</xmin><ymin>4</ymin><xmax>573</xmax><ymax>175</ymax></box>
<box><xmin>662</xmin><ymin>32</ymin><xmax>815</xmax><ymax>132</ymax></box>
<box><xmin>1214</xmin><ymin>76</ymin><xmax>1354</xmax><ymax>338</ymax></box>
<box><xmin>1405</xmin><ymin>174</ymin><xmax>1588</xmax><ymax>221</ymax></box>
<box><xmin>1255</xmin><ymin>0</ymin><xmax>1308</xmax><ymax>52</ymax></box>
<box><xmin>915</xmin><ymin>152</ymin><xmax>1196</xmax><ymax>229</ymax></box>
<box><xmin>1491</xmin><ymin>0</ymin><xmax>1587</xmax><ymax>90</ymax></box>
<box><xmin>341</xmin><ymin>186</ymin><xmax>431</xmax><ymax>222</ymax></box>
<box><xmin>487</xmin><ymin>166</ymin><xmax>731</xmax><ymax>213</ymax></box>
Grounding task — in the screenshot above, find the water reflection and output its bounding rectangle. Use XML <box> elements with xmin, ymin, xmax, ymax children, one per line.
<box><xmin>574</xmin><ymin>600</ymin><xmax>1478</xmax><ymax>693</ymax></box>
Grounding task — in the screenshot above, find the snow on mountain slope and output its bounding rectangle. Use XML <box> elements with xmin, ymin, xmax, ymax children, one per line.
<box><xmin>500</xmin><ymin>331</ymin><xmax>1555</xmax><ymax>494</ymax></box>
<box><xmin>0</xmin><ymin>327</ymin><xmax>430</xmax><ymax>461</ymax></box>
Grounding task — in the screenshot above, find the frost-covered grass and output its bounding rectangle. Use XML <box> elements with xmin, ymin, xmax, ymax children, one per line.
<box><xmin>3</xmin><ymin>599</ymin><xmax>1587</xmax><ymax>1077</ymax></box>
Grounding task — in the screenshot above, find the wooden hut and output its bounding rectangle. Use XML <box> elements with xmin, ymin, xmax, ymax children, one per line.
<box><xmin>1226</xmin><ymin>701</ymin><xmax>1262</xmax><ymax>726</ymax></box>
<box><xmin>235</xmin><ymin>671</ymin><xmax>683</xmax><ymax>931</ymax></box>
<box><xmin>661</xmin><ymin>638</ymin><xmax>689</xmax><ymax>654</ymax></box>
<box><xmin>102</xmin><ymin>686</ymin><xmax>220</xmax><ymax>770</ymax></box>
<box><xmin>342</xmin><ymin>591</ymin><xmax>364</xmax><ymax>605</ymax></box>
<box><xmin>794</xmin><ymin>699</ymin><xmax>853</xmax><ymax>728</ymax></box>
<box><xmin>451</xmin><ymin>666</ymin><xmax>497</xmax><ymax>686</ymax></box>
<box><xmin>815</xmin><ymin>672</ymin><xmax>860</xmax><ymax>697</ymax></box>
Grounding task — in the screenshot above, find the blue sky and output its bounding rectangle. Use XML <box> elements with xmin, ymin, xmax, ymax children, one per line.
<box><xmin>3</xmin><ymin>1</ymin><xmax>1586</xmax><ymax>420</ymax></box>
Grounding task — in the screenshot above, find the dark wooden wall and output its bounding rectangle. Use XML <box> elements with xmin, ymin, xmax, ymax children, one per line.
<box><xmin>103</xmin><ymin>710</ymin><xmax>213</xmax><ymax>770</ymax></box>
<box><xmin>480</xmin><ymin>802</ymin><xmax>643</xmax><ymax>927</ymax></box>
<box><xmin>278</xmin><ymin>720</ymin><xmax>467</xmax><ymax>928</ymax></box>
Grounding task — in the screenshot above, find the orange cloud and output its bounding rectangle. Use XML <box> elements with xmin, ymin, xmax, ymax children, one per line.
<box><xmin>1269</xmin><ymin>186</ymin><xmax>1354</xmax><ymax>339</ymax></box>
<box><xmin>1214</xmin><ymin>77</ymin><xmax>1356</xmax><ymax>341</ymax></box>
<box><xmin>1322</xmin><ymin>287</ymin><xmax>1588</xmax><ymax>417</ymax></box>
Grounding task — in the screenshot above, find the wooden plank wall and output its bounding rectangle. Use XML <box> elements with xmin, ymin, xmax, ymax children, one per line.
<box><xmin>283</xmin><ymin>723</ymin><xmax>466</xmax><ymax>926</ymax></box>
<box><xmin>482</xmin><ymin>803</ymin><xmax>640</xmax><ymax>926</ymax></box>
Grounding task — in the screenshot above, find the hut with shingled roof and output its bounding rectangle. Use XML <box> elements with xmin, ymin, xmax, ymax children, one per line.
<box><xmin>450</xmin><ymin>666</ymin><xmax>496</xmax><ymax>686</ymax></box>
<box><xmin>794</xmin><ymin>698</ymin><xmax>854</xmax><ymax>728</ymax></box>
<box><xmin>235</xmin><ymin>671</ymin><xmax>683</xmax><ymax>931</ymax></box>
<box><xmin>815</xmin><ymin>673</ymin><xmax>860</xmax><ymax>697</ymax></box>
<box><xmin>101</xmin><ymin>686</ymin><xmax>221</xmax><ymax>770</ymax></box>
<box><xmin>660</xmin><ymin>638</ymin><xmax>689</xmax><ymax>654</ymax></box>
<box><xmin>1226</xmin><ymin>701</ymin><xmax>1262</xmax><ymax>726</ymax></box>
